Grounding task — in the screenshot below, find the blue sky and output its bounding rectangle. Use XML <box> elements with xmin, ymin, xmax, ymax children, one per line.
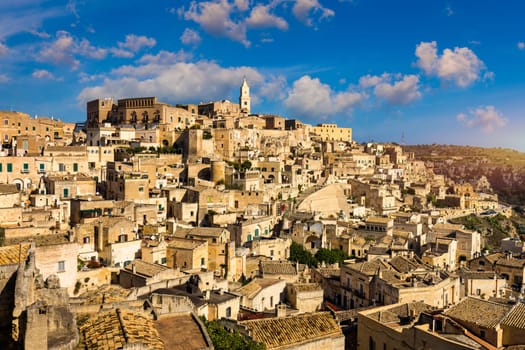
<box><xmin>1</xmin><ymin>0</ymin><xmax>525</xmax><ymax>150</ymax></box>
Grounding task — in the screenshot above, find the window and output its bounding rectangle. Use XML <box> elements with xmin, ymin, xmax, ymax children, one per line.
<box><xmin>138</xmin><ymin>186</ymin><xmax>144</xmax><ymax>192</ymax></box>
<box><xmin>73</xmin><ymin>163</ymin><xmax>78</xmax><ymax>172</ymax></box>
<box><xmin>0</xmin><ymin>164</ymin><xmax>2</xmax><ymax>172</ymax></box>
<box><xmin>200</xmin><ymin>257</ymin><xmax>205</xmax><ymax>267</ymax></box>
<box><xmin>161</xmin><ymin>257</ymin><xmax>167</xmax><ymax>264</ymax></box>
<box><xmin>57</xmin><ymin>260</ymin><xmax>65</xmax><ymax>272</ymax></box>
<box><xmin>63</xmin><ymin>188</ymin><xmax>69</xmax><ymax>198</ymax></box>
<box><xmin>22</xmin><ymin>163</ymin><xmax>29</xmax><ymax>173</ymax></box>
<box><xmin>226</xmin><ymin>307</ymin><xmax>232</xmax><ymax>318</ymax></box>
<box><xmin>3</xmin><ymin>119</ymin><xmax>7</xmax><ymax>126</ymax></box>
<box><xmin>59</xmin><ymin>163</ymin><xmax>65</xmax><ymax>172</ymax></box>
<box><xmin>39</xmin><ymin>163</ymin><xmax>45</xmax><ymax>172</ymax></box>
<box><xmin>369</xmin><ymin>336</ymin><xmax>376</xmax><ymax>350</ymax></box>
<box><xmin>7</xmin><ymin>163</ymin><xmax>12</xmax><ymax>173</ymax></box>
<box><xmin>83</xmin><ymin>237</ymin><xmax>90</xmax><ymax>244</ymax></box>
<box><xmin>476</xmin><ymin>288</ymin><xmax>481</xmax><ymax>296</ymax></box>
<box><xmin>118</xmin><ymin>234</ymin><xmax>128</xmax><ymax>243</ymax></box>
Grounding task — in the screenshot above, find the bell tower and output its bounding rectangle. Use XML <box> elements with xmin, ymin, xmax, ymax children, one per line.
<box><xmin>239</xmin><ymin>78</ymin><xmax>251</xmax><ymax>114</ymax></box>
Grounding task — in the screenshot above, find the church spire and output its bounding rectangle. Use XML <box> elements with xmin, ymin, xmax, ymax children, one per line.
<box><xmin>239</xmin><ymin>77</ymin><xmax>251</xmax><ymax>114</ymax></box>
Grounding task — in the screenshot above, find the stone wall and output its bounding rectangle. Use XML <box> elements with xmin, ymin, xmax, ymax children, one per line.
<box><xmin>35</xmin><ymin>242</ymin><xmax>79</xmax><ymax>295</ymax></box>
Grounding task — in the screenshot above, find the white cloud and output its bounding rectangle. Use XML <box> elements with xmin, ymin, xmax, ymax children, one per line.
<box><xmin>258</xmin><ymin>75</ymin><xmax>288</xmax><ymax>101</ymax></box>
<box><xmin>415</xmin><ymin>41</ymin><xmax>438</xmax><ymax>75</ymax></box>
<box><xmin>78</xmin><ymin>72</ymin><xmax>103</xmax><ymax>83</ymax></box>
<box><xmin>246</xmin><ymin>4</ymin><xmax>288</xmax><ymax>30</ymax></box>
<box><xmin>358</xmin><ymin>73</ymin><xmax>390</xmax><ymax>88</ymax></box>
<box><xmin>67</xmin><ymin>0</ymin><xmax>80</xmax><ymax>20</ymax></box>
<box><xmin>444</xmin><ymin>5</ymin><xmax>453</xmax><ymax>16</ymax></box>
<box><xmin>0</xmin><ymin>5</ymin><xmax>64</xmax><ymax>40</ymax></box>
<box><xmin>456</xmin><ymin>105</ymin><xmax>507</xmax><ymax>132</ymax></box>
<box><xmin>78</xmin><ymin>58</ymin><xmax>265</xmax><ymax>106</ymax></box>
<box><xmin>518</xmin><ymin>42</ymin><xmax>525</xmax><ymax>50</ymax></box>
<box><xmin>118</xmin><ymin>34</ymin><xmax>156</xmax><ymax>52</ymax></box>
<box><xmin>29</xmin><ymin>29</ymin><xmax>50</xmax><ymax>39</ymax></box>
<box><xmin>292</xmin><ymin>0</ymin><xmax>335</xmax><ymax>27</ymax></box>
<box><xmin>180</xmin><ymin>28</ymin><xmax>202</xmax><ymax>45</ymax></box>
<box><xmin>374</xmin><ymin>75</ymin><xmax>421</xmax><ymax>105</ymax></box>
<box><xmin>0</xmin><ymin>74</ymin><xmax>8</xmax><ymax>83</ymax></box>
<box><xmin>77</xmin><ymin>38</ymin><xmax>107</xmax><ymax>59</ymax></box>
<box><xmin>358</xmin><ymin>73</ymin><xmax>421</xmax><ymax>105</ymax></box>
<box><xmin>32</xmin><ymin>69</ymin><xmax>58</xmax><ymax>80</ymax></box>
<box><xmin>0</xmin><ymin>42</ymin><xmax>7</xmax><ymax>56</ymax></box>
<box><xmin>181</xmin><ymin>0</ymin><xmax>249</xmax><ymax>47</ymax></box>
<box><xmin>38</xmin><ymin>31</ymin><xmax>107</xmax><ymax>69</ymax></box>
<box><xmin>138</xmin><ymin>50</ymin><xmax>192</xmax><ymax>65</ymax></box>
<box><xmin>284</xmin><ymin>75</ymin><xmax>365</xmax><ymax>120</ymax></box>
<box><xmin>110</xmin><ymin>48</ymin><xmax>134</xmax><ymax>58</ymax></box>
<box><xmin>415</xmin><ymin>41</ymin><xmax>488</xmax><ymax>87</ymax></box>
<box><xmin>234</xmin><ymin>0</ymin><xmax>250</xmax><ymax>12</ymax></box>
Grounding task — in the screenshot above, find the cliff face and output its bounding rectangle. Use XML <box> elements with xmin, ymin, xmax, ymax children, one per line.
<box><xmin>403</xmin><ymin>145</ymin><xmax>525</xmax><ymax>206</ymax></box>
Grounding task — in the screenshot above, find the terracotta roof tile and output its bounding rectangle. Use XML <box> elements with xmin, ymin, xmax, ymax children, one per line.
<box><xmin>235</xmin><ymin>278</ymin><xmax>284</xmax><ymax>299</ymax></box>
<box><xmin>124</xmin><ymin>259</ymin><xmax>169</xmax><ymax>278</ymax></box>
<box><xmin>240</xmin><ymin>312</ymin><xmax>341</xmax><ymax>349</ymax></box>
<box><xmin>501</xmin><ymin>303</ymin><xmax>525</xmax><ymax>329</ymax></box>
<box><xmin>0</xmin><ymin>243</ymin><xmax>30</xmax><ymax>266</ymax></box>
<box><xmin>260</xmin><ymin>260</ymin><xmax>299</xmax><ymax>275</ymax></box>
<box><xmin>445</xmin><ymin>297</ymin><xmax>512</xmax><ymax>329</ymax></box>
<box><xmin>79</xmin><ymin>309</ymin><xmax>164</xmax><ymax>349</ymax></box>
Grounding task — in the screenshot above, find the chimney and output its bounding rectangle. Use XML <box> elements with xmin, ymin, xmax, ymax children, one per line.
<box><xmin>205</xmin><ymin>290</ymin><xmax>211</xmax><ymax>300</ymax></box>
<box><xmin>276</xmin><ymin>304</ymin><xmax>286</xmax><ymax>318</ymax></box>
<box><xmin>132</xmin><ymin>263</ymin><xmax>136</xmax><ymax>274</ymax></box>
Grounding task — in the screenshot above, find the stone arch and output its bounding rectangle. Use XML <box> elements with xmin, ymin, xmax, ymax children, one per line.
<box><xmin>197</xmin><ymin>168</ymin><xmax>211</xmax><ymax>181</ymax></box>
<box><xmin>12</xmin><ymin>178</ymin><xmax>24</xmax><ymax>190</ymax></box>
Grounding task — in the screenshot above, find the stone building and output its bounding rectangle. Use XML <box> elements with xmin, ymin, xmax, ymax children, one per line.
<box><xmin>119</xmin><ymin>259</ymin><xmax>181</xmax><ymax>288</ymax></box>
<box><xmin>235</xmin><ymin>278</ymin><xmax>286</xmax><ymax>312</ymax></box>
<box><xmin>310</xmin><ymin>123</ymin><xmax>352</xmax><ymax>142</ymax></box>
<box><xmin>445</xmin><ymin>297</ymin><xmax>525</xmax><ymax>348</ymax></box>
<box><xmin>286</xmin><ymin>283</ymin><xmax>323</xmax><ymax>313</ymax></box>
<box><xmin>0</xmin><ymin>111</ymin><xmax>75</xmax><ymax>146</ymax></box>
<box><xmin>340</xmin><ymin>255</ymin><xmax>460</xmax><ymax>309</ymax></box>
<box><xmin>357</xmin><ymin>302</ymin><xmax>490</xmax><ymax>350</ymax></box>
<box><xmin>166</xmin><ymin>237</ymin><xmax>208</xmax><ymax>271</ymax></box>
<box><xmin>174</xmin><ymin>227</ymin><xmax>234</xmax><ymax>278</ymax></box>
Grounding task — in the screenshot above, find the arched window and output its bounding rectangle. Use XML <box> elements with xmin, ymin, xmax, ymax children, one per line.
<box><xmin>254</xmin><ymin>228</ymin><xmax>260</xmax><ymax>237</ymax></box>
<box><xmin>247</xmin><ymin>234</ymin><xmax>252</xmax><ymax>241</ymax></box>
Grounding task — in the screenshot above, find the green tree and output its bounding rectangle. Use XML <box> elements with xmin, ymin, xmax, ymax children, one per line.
<box><xmin>201</xmin><ymin>318</ymin><xmax>266</xmax><ymax>350</ymax></box>
<box><xmin>289</xmin><ymin>242</ymin><xmax>317</xmax><ymax>267</ymax></box>
<box><xmin>241</xmin><ymin>160</ymin><xmax>252</xmax><ymax>170</ymax></box>
<box><xmin>314</xmin><ymin>248</ymin><xmax>350</xmax><ymax>265</ymax></box>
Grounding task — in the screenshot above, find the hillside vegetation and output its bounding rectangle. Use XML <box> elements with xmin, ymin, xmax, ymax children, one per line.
<box><xmin>403</xmin><ymin>144</ymin><xmax>525</xmax><ymax>206</ymax></box>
